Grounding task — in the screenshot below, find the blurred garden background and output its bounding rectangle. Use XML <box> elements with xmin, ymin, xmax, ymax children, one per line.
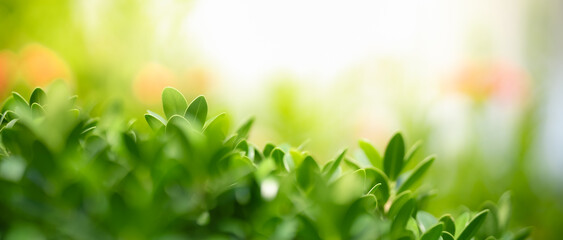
<box><xmin>0</xmin><ymin>0</ymin><xmax>562</xmax><ymax>238</ymax></box>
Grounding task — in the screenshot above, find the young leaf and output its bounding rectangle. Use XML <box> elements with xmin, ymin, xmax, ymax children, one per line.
<box><xmin>455</xmin><ymin>212</ymin><xmax>470</xmax><ymax>237</ymax></box>
<box><xmin>420</xmin><ymin>223</ymin><xmax>443</xmax><ymax>240</ymax></box>
<box><xmin>417</xmin><ymin>211</ymin><xmax>438</xmax><ymax>232</ymax></box>
<box><xmin>457</xmin><ymin>210</ymin><xmax>489</xmax><ymax>240</ymax></box>
<box><xmin>296</xmin><ymin>156</ymin><xmax>320</xmax><ymax>191</ymax></box>
<box><xmin>497</xmin><ymin>192</ymin><xmax>512</xmax><ymax>232</ymax></box>
<box><xmin>271</xmin><ymin>148</ymin><xmax>286</xmax><ymax>171</ymax></box>
<box><xmin>263</xmin><ymin>143</ymin><xmax>275</xmax><ymax>157</ymax></box>
<box><xmin>341</xmin><ymin>195</ymin><xmax>378</xmax><ymax>238</ymax></box>
<box><xmin>367</xmin><ymin>183</ymin><xmax>381</xmax><ymax>195</ymax></box>
<box><xmin>407</xmin><ymin>217</ymin><xmax>420</xmax><ymax>239</ymax></box>
<box><xmin>388</xmin><ymin>191</ymin><xmax>412</xmax><ymax>219</ymax></box>
<box><xmin>438</xmin><ymin>214</ymin><xmax>456</xmax><ymax>235</ymax></box>
<box><xmin>403</xmin><ymin>140</ymin><xmax>422</xmax><ymax>166</ymax></box>
<box><xmin>166</xmin><ymin>115</ymin><xmax>191</xmax><ymax>135</ymax></box>
<box><xmin>162</xmin><ymin>87</ymin><xmax>188</xmax><ymax>119</ymax></box>
<box><xmin>81</xmin><ymin>126</ymin><xmax>96</xmax><ymax>136</ymax></box>
<box><xmin>69</xmin><ymin>109</ymin><xmax>80</xmax><ymax>118</ymax></box>
<box><xmin>145</xmin><ymin>111</ymin><xmax>166</xmax><ymax>131</ymax></box>
<box><xmin>31</xmin><ymin>103</ymin><xmax>45</xmax><ymax>118</ymax></box>
<box><xmin>383</xmin><ymin>132</ymin><xmax>405</xmax><ymax>180</ymax></box>
<box><xmin>203</xmin><ymin>113</ymin><xmax>229</xmax><ymax>140</ymax></box>
<box><xmin>289</xmin><ymin>149</ymin><xmax>305</xmax><ymax>167</ymax></box>
<box><xmin>479</xmin><ymin>201</ymin><xmax>499</xmax><ymax>238</ymax></box>
<box><xmin>185</xmin><ymin>95</ymin><xmax>208</xmax><ymax>126</ymax></box>
<box><xmin>69</xmin><ymin>95</ymin><xmax>78</xmax><ymax>105</ymax></box>
<box><xmin>390</xmin><ymin>198</ymin><xmax>415</xmax><ymax>238</ymax></box>
<box><xmin>30</xmin><ymin>88</ymin><xmax>47</xmax><ymax>105</ymax></box>
<box><xmin>513</xmin><ymin>226</ymin><xmax>532</xmax><ymax>240</ymax></box>
<box><xmin>343</xmin><ymin>158</ymin><xmax>361</xmax><ymax>171</ymax></box>
<box><xmin>12</xmin><ymin>92</ymin><xmax>29</xmax><ymax>107</ymax></box>
<box><xmin>397</xmin><ymin>156</ymin><xmax>435</xmax><ymax>192</ymax></box>
<box><xmin>358</xmin><ymin>139</ymin><xmax>382</xmax><ymax>168</ymax></box>
<box><xmin>324</xmin><ymin>149</ymin><xmax>347</xmax><ymax>178</ymax></box>
<box><xmin>441</xmin><ymin>231</ymin><xmax>455</xmax><ymax>240</ymax></box>
<box><xmin>236</xmin><ymin>117</ymin><xmax>255</xmax><ymax>140</ymax></box>
<box><xmin>1</xmin><ymin>96</ymin><xmax>15</xmax><ymax>113</ymax></box>
<box><xmin>364</xmin><ymin>167</ymin><xmax>390</xmax><ymax>204</ymax></box>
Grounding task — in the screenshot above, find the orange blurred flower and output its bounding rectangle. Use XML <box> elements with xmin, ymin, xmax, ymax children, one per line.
<box><xmin>0</xmin><ymin>50</ymin><xmax>16</xmax><ymax>97</ymax></box>
<box><xmin>450</xmin><ymin>62</ymin><xmax>529</xmax><ymax>105</ymax></box>
<box><xmin>19</xmin><ymin>44</ymin><xmax>72</xmax><ymax>87</ymax></box>
<box><xmin>134</xmin><ymin>62</ymin><xmax>176</xmax><ymax>104</ymax></box>
<box><xmin>179</xmin><ymin>66</ymin><xmax>213</xmax><ymax>96</ymax></box>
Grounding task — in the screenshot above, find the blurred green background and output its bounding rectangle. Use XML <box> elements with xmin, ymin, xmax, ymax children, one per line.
<box><xmin>0</xmin><ymin>0</ymin><xmax>562</xmax><ymax>238</ymax></box>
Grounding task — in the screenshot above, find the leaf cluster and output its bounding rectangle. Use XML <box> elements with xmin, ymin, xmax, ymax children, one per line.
<box><xmin>0</xmin><ymin>87</ymin><xmax>531</xmax><ymax>240</ymax></box>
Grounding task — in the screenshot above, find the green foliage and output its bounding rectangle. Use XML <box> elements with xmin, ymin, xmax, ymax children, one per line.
<box><xmin>185</xmin><ymin>95</ymin><xmax>208</xmax><ymax>127</ymax></box>
<box><xmin>383</xmin><ymin>132</ymin><xmax>405</xmax><ymax>180</ymax></box>
<box><xmin>162</xmin><ymin>87</ymin><xmax>188</xmax><ymax>119</ymax></box>
<box><xmin>359</xmin><ymin>139</ymin><xmax>382</xmax><ymax>168</ymax></box>
<box><xmin>458</xmin><ymin>210</ymin><xmax>489</xmax><ymax>240</ymax></box>
<box><xmin>0</xmin><ymin>87</ymin><xmax>531</xmax><ymax>239</ymax></box>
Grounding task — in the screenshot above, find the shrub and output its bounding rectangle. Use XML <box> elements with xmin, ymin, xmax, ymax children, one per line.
<box><xmin>0</xmin><ymin>85</ymin><xmax>531</xmax><ymax>239</ymax></box>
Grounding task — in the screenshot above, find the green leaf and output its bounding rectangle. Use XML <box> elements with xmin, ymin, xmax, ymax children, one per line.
<box><xmin>162</xmin><ymin>87</ymin><xmax>188</xmax><ymax>119</ymax></box>
<box><xmin>12</xmin><ymin>92</ymin><xmax>29</xmax><ymax>107</ymax></box>
<box><xmin>250</xmin><ymin>144</ymin><xmax>264</xmax><ymax>163</ymax></box>
<box><xmin>479</xmin><ymin>201</ymin><xmax>499</xmax><ymax>238</ymax></box>
<box><xmin>220</xmin><ymin>154</ymin><xmax>255</xmax><ymax>180</ymax></box>
<box><xmin>122</xmin><ymin>131</ymin><xmax>140</xmax><ymax>158</ymax></box>
<box><xmin>1</xmin><ymin>96</ymin><xmax>15</xmax><ymax>113</ymax></box>
<box><xmin>323</xmin><ymin>149</ymin><xmax>347</xmax><ymax>179</ymax></box>
<box><xmin>389</xmin><ymin>191</ymin><xmax>412</xmax><ymax>219</ymax></box>
<box><xmin>343</xmin><ymin>158</ymin><xmax>360</xmax><ymax>171</ymax></box>
<box><xmin>144</xmin><ymin>111</ymin><xmax>166</xmax><ymax>131</ymax></box>
<box><xmin>81</xmin><ymin>126</ymin><xmax>96</xmax><ymax>136</ymax></box>
<box><xmin>358</xmin><ymin>139</ymin><xmax>381</xmax><ymax>168</ymax></box>
<box><xmin>289</xmin><ymin>149</ymin><xmax>305</xmax><ymax>167</ymax></box>
<box><xmin>390</xmin><ymin>198</ymin><xmax>415</xmax><ymax>238</ymax></box>
<box><xmin>333</xmin><ymin>169</ymin><xmax>367</xmax><ymax>202</ymax></box>
<box><xmin>417</xmin><ymin>211</ymin><xmax>438</xmax><ymax>232</ymax></box>
<box><xmin>0</xmin><ymin>112</ymin><xmax>5</xmax><ymax>126</ymax></box>
<box><xmin>497</xmin><ymin>192</ymin><xmax>512</xmax><ymax>232</ymax></box>
<box><xmin>403</xmin><ymin>140</ymin><xmax>422</xmax><ymax>166</ymax></box>
<box><xmin>271</xmin><ymin>148</ymin><xmax>286</xmax><ymax>171</ymax></box>
<box><xmin>513</xmin><ymin>226</ymin><xmax>532</xmax><ymax>240</ymax></box>
<box><xmin>383</xmin><ymin>132</ymin><xmax>405</xmax><ymax>180</ymax></box>
<box><xmin>407</xmin><ymin>218</ymin><xmax>420</xmax><ymax>239</ymax></box>
<box><xmin>69</xmin><ymin>95</ymin><xmax>78</xmax><ymax>105</ymax></box>
<box><xmin>29</xmin><ymin>88</ymin><xmax>47</xmax><ymax>105</ymax></box>
<box><xmin>296</xmin><ymin>156</ymin><xmax>320</xmax><ymax>191</ymax></box>
<box><xmin>438</xmin><ymin>214</ymin><xmax>456</xmax><ymax>235</ymax></box>
<box><xmin>166</xmin><ymin>115</ymin><xmax>191</xmax><ymax>134</ymax></box>
<box><xmin>420</xmin><ymin>223</ymin><xmax>443</xmax><ymax>240</ymax></box>
<box><xmin>185</xmin><ymin>95</ymin><xmax>208</xmax><ymax>126</ymax></box>
<box><xmin>236</xmin><ymin>117</ymin><xmax>254</xmax><ymax>141</ymax></box>
<box><xmin>457</xmin><ymin>210</ymin><xmax>489</xmax><ymax>240</ymax></box>
<box><xmin>235</xmin><ymin>139</ymin><xmax>249</xmax><ymax>153</ymax></box>
<box><xmin>367</xmin><ymin>183</ymin><xmax>381</xmax><ymax>195</ymax></box>
<box><xmin>69</xmin><ymin>109</ymin><xmax>80</xmax><ymax>118</ymax></box>
<box><xmin>455</xmin><ymin>212</ymin><xmax>470</xmax><ymax>237</ymax></box>
<box><xmin>342</xmin><ymin>195</ymin><xmax>378</xmax><ymax>238</ymax></box>
<box><xmin>203</xmin><ymin>113</ymin><xmax>229</xmax><ymax>140</ymax></box>
<box><xmin>364</xmin><ymin>167</ymin><xmax>390</xmax><ymax>205</ymax></box>
<box><xmin>398</xmin><ymin>156</ymin><xmax>435</xmax><ymax>192</ymax></box>
<box><xmin>263</xmin><ymin>143</ymin><xmax>275</xmax><ymax>157</ymax></box>
<box><xmin>30</xmin><ymin>103</ymin><xmax>45</xmax><ymax>118</ymax></box>
<box><xmin>441</xmin><ymin>231</ymin><xmax>455</xmax><ymax>240</ymax></box>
